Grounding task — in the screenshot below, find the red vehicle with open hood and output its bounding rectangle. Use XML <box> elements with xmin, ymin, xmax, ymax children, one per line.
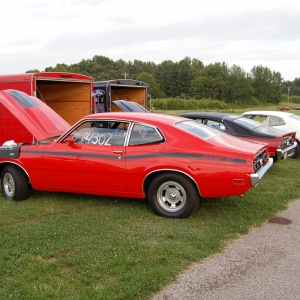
<box><xmin>0</xmin><ymin>90</ymin><xmax>273</xmax><ymax>218</ymax></box>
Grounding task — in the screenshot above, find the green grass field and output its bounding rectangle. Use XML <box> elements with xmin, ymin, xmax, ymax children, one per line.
<box><xmin>1</xmin><ymin>157</ymin><xmax>300</xmax><ymax>299</ymax></box>
<box><xmin>151</xmin><ymin>102</ymin><xmax>300</xmax><ymax>115</ymax></box>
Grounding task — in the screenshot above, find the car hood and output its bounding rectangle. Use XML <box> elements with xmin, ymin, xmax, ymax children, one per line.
<box><xmin>0</xmin><ymin>89</ymin><xmax>70</xmax><ymax>141</ymax></box>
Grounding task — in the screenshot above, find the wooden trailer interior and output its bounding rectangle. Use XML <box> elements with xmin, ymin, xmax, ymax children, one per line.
<box><xmin>110</xmin><ymin>86</ymin><xmax>146</xmax><ymax>107</ymax></box>
<box><xmin>36</xmin><ymin>81</ymin><xmax>91</xmax><ymax>125</ymax></box>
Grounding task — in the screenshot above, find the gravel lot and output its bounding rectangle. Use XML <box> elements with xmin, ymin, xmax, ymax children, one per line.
<box><xmin>154</xmin><ymin>199</ymin><xmax>300</xmax><ymax>300</ymax></box>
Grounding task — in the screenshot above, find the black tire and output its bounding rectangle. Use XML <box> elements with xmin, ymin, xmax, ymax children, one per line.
<box><xmin>147</xmin><ymin>172</ymin><xmax>200</xmax><ymax>218</ymax></box>
<box><xmin>288</xmin><ymin>141</ymin><xmax>300</xmax><ymax>159</ymax></box>
<box><xmin>1</xmin><ymin>165</ymin><xmax>29</xmax><ymax>201</ymax></box>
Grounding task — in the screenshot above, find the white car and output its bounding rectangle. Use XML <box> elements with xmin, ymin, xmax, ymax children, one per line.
<box><xmin>242</xmin><ymin>111</ymin><xmax>300</xmax><ymax>158</ymax></box>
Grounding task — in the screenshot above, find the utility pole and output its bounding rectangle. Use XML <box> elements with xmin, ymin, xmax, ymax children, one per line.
<box><xmin>288</xmin><ymin>86</ymin><xmax>291</xmax><ymax>103</ymax></box>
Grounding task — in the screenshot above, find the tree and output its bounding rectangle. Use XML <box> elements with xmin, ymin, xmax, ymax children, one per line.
<box><xmin>137</xmin><ymin>72</ymin><xmax>165</xmax><ymax>99</ymax></box>
<box><xmin>227</xmin><ymin>64</ymin><xmax>253</xmax><ymax>104</ymax></box>
<box><xmin>231</xmin><ymin>77</ymin><xmax>254</xmax><ymax>104</ymax></box>
<box><xmin>190</xmin><ymin>63</ymin><xmax>230</xmax><ymax>100</ymax></box>
<box><xmin>25</xmin><ymin>69</ymin><xmax>40</xmax><ymax>73</ymax></box>
<box><xmin>189</xmin><ymin>70</ymin><xmax>208</xmax><ymax>99</ymax></box>
<box><xmin>250</xmin><ymin>65</ymin><xmax>283</xmax><ymax>103</ymax></box>
<box><xmin>155</xmin><ymin>60</ymin><xmax>178</xmax><ymax>97</ymax></box>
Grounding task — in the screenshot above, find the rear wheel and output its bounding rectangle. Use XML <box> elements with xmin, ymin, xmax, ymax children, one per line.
<box><xmin>1</xmin><ymin>165</ymin><xmax>29</xmax><ymax>201</ymax></box>
<box><xmin>147</xmin><ymin>172</ymin><xmax>200</xmax><ymax>218</ymax></box>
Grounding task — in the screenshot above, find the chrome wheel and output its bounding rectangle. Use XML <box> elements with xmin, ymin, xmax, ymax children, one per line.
<box><xmin>3</xmin><ymin>172</ymin><xmax>15</xmax><ymax>198</ymax></box>
<box><xmin>148</xmin><ymin>172</ymin><xmax>200</xmax><ymax>218</ymax></box>
<box><xmin>157</xmin><ymin>181</ymin><xmax>187</xmax><ymax>213</ymax></box>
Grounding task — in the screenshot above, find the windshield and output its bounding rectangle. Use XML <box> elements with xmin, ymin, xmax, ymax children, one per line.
<box><xmin>234</xmin><ymin>117</ymin><xmax>285</xmax><ymax>135</ymax></box>
<box><xmin>175</xmin><ymin>120</ymin><xmax>223</xmax><ymax>139</ymax></box>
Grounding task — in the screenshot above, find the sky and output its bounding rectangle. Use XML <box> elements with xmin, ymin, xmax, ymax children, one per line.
<box><xmin>1</xmin><ymin>0</ymin><xmax>300</xmax><ymax>81</ymax></box>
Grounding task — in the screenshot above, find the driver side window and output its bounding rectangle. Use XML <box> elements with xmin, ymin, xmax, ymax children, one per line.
<box><xmin>64</xmin><ymin>121</ymin><xmax>129</xmax><ymax>146</ymax></box>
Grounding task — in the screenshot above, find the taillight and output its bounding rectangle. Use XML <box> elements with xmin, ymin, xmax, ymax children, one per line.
<box><xmin>253</xmin><ymin>149</ymin><xmax>268</xmax><ymax>173</ymax></box>
<box><xmin>280</xmin><ymin>136</ymin><xmax>294</xmax><ymax>149</ymax></box>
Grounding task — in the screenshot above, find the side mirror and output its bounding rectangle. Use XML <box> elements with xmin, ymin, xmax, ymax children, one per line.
<box><xmin>65</xmin><ymin>137</ymin><xmax>75</xmax><ymax>146</ymax></box>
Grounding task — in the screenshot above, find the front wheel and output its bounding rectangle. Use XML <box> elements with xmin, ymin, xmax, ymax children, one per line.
<box><xmin>1</xmin><ymin>165</ymin><xmax>29</xmax><ymax>201</ymax></box>
<box><xmin>147</xmin><ymin>172</ymin><xmax>200</xmax><ymax>218</ymax></box>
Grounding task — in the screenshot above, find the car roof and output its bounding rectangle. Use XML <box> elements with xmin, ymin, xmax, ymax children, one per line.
<box><xmin>178</xmin><ymin>112</ymin><xmax>242</xmax><ymax>122</ymax></box>
<box><xmin>83</xmin><ymin>112</ymin><xmax>187</xmax><ymax>126</ymax></box>
<box><xmin>242</xmin><ymin>111</ymin><xmax>295</xmax><ymax>117</ymax></box>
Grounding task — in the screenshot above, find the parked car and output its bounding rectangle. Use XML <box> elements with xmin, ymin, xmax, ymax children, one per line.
<box><xmin>242</xmin><ymin>110</ymin><xmax>300</xmax><ymax>158</ymax></box>
<box><xmin>278</xmin><ymin>107</ymin><xmax>291</xmax><ymax>111</ymax></box>
<box><xmin>179</xmin><ymin>112</ymin><xmax>297</xmax><ymax>162</ymax></box>
<box><xmin>0</xmin><ymin>90</ymin><xmax>273</xmax><ymax>218</ymax></box>
<box><xmin>293</xmin><ymin>107</ymin><xmax>300</xmax><ymax>110</ymax></box>
<box><xmin>111</xmin><ymin>100</ymin><xmax>149</xmax><ymax>112</ymax></box>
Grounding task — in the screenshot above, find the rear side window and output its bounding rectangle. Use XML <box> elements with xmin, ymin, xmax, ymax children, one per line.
<box><xmin>175</xmin><ymin>120</ymin><xmax>222</xmax><ymax>139</ymax></box>
<box><xmin>129</xmin><ymin>124</ymin><xmax>164</xmax><ymax>145</ymax></box>
<box><xmin>268</xmin><ymin>116</ymin><xmax>285</xmax><ymax>126</ymax></box>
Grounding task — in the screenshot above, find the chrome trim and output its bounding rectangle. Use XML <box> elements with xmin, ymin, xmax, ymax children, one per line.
<box><xmin>143</xmin><ymin>168</ymin><xmax>201</xmax><ymax>197</ymax></box>
<box><xmin>250</xmin><ymin>158</ymin><xmax>273</xmax><ymax>186</ymax></box>
<box><xmin>276</xmin><ymin>141</ymin><xmax>297</xmax><ymax>158</ymax></box>
<box><xmin>0</xmin><ymin>161</ymin><xmax>31</xmax><ymax>182</ymax></box>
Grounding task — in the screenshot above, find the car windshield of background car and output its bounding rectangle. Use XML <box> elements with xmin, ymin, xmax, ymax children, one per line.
<box><xmin>175</xmin><ymin>120</ymin><xmax>222</xmax><ymax>139</ymax></box>
<box><xmin>243</xmin><ymin>115</ymin><xmax>268</xmax><ymax>125</ymax></box>
<box><xmin>235</xmin><ymin>117</ymin><xmax>285</xmax><ymax>135</ymax></box>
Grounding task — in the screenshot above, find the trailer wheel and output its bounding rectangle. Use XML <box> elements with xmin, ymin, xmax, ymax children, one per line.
<box><xmin>147</xmin><ymin>172</ymin><xmax>200</xmax><ymax>218</ymax></box>
<box><xmin>1</xmin><ymin>165</ymin><xmax>29</xmax><ymax>201</ymax></box>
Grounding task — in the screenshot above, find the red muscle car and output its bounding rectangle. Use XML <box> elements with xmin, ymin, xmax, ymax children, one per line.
<box><xmin>0</xmin><ymin>90</ymin><xmax>273</xmax><ymax>218</ymax></box>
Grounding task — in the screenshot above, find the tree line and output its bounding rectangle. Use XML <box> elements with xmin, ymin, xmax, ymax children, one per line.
<box><xmin>27</xmin><ymin>55</ymin><xmax>300</xmax><ymax>105</ymax></box>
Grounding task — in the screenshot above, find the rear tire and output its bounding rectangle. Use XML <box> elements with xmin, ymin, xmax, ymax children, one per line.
<box><xmin>1</xmin><ymin>165</ymin><xmax>29</xmax><ymax>201</ymax></box>
<box><xmin>147</xmin><ymin>172</ymin><xmax>200</xmax><ymax>218</ymax></box>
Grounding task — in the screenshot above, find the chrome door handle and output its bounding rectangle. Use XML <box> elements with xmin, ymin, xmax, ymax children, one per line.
<box><xmin>112</xmin><ymin>150</ymin><xmax>124</xmax><ymax>155</ymax></box>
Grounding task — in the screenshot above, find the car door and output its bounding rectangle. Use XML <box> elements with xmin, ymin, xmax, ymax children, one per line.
<box><xmin>124</xmin><ymin>123</ymin><xmax>166</xmax><ymax>194</ymax></box>
<box><xmin>42</xmin><ymin>120</ymin><xmax>129</xmax><ymax>194</ymax></box>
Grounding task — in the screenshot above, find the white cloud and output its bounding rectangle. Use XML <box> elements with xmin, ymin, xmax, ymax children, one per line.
<box><xmin>0</xmin><ymin>0</ymin><xmax>300</xmax><ymax>80</ymax></box>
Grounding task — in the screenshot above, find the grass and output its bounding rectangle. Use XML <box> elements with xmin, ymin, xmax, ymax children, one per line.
<box><xmin>1</xmin><ymin>157</ymin><xmax>300</xmax><ymax>299</ymax></box>
<box><xmin>152</xmin><ymin>102</ymin><xmax>300</xmax><ymax>116</ymax></box>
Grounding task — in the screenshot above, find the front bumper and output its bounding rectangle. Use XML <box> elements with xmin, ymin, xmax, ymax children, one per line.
<box><xmin>250</xmin><ymin>157</ymin><xmax>274</xmax><ymax>186</ymax></box>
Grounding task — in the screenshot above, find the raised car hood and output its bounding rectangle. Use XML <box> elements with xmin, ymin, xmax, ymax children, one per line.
<box><xmin>0</xmin><ymin>89</ymin><xmax>70</xmax><ymax>141</ymax></box>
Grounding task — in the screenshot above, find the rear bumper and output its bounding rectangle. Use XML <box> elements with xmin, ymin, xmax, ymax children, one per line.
<box><xmin>276</xmin><ymin>141</ymin><xmax>297</xmax><ymax>160</ymax></box>
<box><xmin>250</xmin><ymin>158</ymin><xmax>273</xmax><ymax>186</ymax></box>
